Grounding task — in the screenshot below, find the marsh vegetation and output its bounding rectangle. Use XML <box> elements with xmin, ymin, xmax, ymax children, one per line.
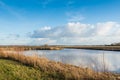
<box><xmin>0</xmin><ymin>48</ymin><xmax>120</xmax><ymax>80</ymax></box>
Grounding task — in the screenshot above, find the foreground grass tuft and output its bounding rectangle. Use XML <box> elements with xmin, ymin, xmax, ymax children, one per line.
<box><xmin>0</xmin><ymin>59</ymin><xmax>42</xmax><ymax>80</ymax></box>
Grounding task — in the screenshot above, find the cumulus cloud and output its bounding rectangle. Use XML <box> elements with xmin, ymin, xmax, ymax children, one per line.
<box><xmin>29</xmin><ymin>21</ymin><xmax>120</xmax><ymax>45</ymax></box>
<box><xmin>30</xmin><ymin>21</ymin><xmax>120</xmax><ymax>38</ymax></box>
<box><xmin>30</xmin><ymin>22</ymin><xmax>93</xmax><ymax>38</ymax></box>
<box><xmin>95</xmin><ymin>22</ymin><xmax>118</xmax><ymax>36</ymax></box>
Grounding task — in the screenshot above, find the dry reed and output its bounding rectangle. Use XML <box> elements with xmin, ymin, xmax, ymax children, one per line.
<box><xmin>0</xmin><ymin>48</ymin><xmax>119</xmax><ymax>80</ymax></box>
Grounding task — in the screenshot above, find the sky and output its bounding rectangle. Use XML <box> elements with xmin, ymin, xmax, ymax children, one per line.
<box><xmin>0</xmin><ymin>0</ymin><xmax>120</xmax><ymax>45</ymax></box>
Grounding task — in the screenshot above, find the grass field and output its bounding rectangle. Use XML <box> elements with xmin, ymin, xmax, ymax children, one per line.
<box><xmin>0</xmin><ymin>59</ymin><xmax>69</xmax><ymax>80</ymax></box>
<box><xmin>0</xmin><ymin>59</ymin><xmax>42</xmax><ymax>80</ymax></box>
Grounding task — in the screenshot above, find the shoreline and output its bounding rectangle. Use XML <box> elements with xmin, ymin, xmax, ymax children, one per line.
<box><xmin>0</xmin><ymin>45</ymin><xmax>120</xmax><ymax>51</ymax></box>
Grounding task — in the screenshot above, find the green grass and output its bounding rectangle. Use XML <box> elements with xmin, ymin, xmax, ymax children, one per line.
<box><xmin>0</xmin><ymin>59</ymin><xmax>62</xmax><ymax>80</ymax></box>
<box><xmin>0</xmin><ymin>59</ymin><xmax>41</xmax><ymax>80</ymax></box>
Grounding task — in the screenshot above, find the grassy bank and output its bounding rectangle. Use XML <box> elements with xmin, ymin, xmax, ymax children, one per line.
<box><xmin>0</xmin><ymin>59</ymin><xmax>73</xmax><ymax>80</ymax></box>
<box><xmin>0</xmin><ymin>49</ymin><xmax>120</xmax><ymax>80</ymax></box>
<box><xmin>0</xmin><ymin>59</ymin><xmax>42</xmax><ymax>80</ymax></box>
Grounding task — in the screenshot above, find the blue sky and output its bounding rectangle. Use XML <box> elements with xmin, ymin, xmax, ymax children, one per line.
<box><xmin>0</xmin><ymin>0</ymin><xmax>120</xmax><ymax>45</ymax></box>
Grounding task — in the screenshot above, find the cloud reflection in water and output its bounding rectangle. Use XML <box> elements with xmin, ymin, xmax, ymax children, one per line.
<box><xmin>24</xmin><ymin>49</ymin><xmax>120</xmax><ymax>73</ymax></box>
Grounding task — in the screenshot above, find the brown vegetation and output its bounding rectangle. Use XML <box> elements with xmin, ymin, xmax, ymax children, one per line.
<box><xmin>1</xmin><ymin>45</ymin><xmax>120</xmax><ymax>51</ymax></box>
<box><xmin>0</xmin><ymin>48</ymin><xmax>119</xmax><ymax>80</ymax></box>
<box><xmin>0</xmin><ymin>46</ymin><xmax>63</xmax><ymax>51</ymax></box>
<box><xmin>64</xmin><ymin>45</ymin><xmax>120</xmax><ymax>51</ymax></box>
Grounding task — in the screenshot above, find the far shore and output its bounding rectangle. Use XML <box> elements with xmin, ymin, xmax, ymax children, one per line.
<box><xmin>0</xmin><ymin>45</ymin><xmax>120</xmax><ymax>51</ymax></box>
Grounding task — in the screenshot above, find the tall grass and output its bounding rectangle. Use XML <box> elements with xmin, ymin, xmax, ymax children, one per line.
<box><xmin>0</xmin><ymin>48</ymin><xmax>119</xmax><ymax>80</ymax></box>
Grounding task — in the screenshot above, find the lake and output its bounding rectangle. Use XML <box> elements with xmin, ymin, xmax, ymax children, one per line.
<box><xmin>24</xmin><ymin>49</ymin><xmax>120</xmax><ymax>73</ymax></box>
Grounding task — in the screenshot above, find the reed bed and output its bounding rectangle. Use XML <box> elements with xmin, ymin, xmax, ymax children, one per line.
<box><xmin>0</xmin><ymin>48</ymin><xmax>119</xmax><ymax>80</ymax></box>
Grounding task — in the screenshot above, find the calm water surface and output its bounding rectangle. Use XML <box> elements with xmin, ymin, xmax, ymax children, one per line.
<box><xmin>24</xmin><ymin>49</ymin><xmax>120</xmax><ymax>73</ymax></box>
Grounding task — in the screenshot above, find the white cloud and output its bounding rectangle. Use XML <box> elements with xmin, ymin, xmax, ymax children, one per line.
<box><xmin>41</xmin><ymin>0</ymin><xmax>53</xmax><ymax>8</ymax></box>
<box><xmin>0</xmin><ymin>33</ymin><xmax>30</xmax><ymax>45</ymax></box>
<box><xmin>29</xmin><ymin>38</ymin><xmax>57</xmax><ymax>45</ymax></box>
<box><xmin>66</xmin><ymin>12</ymin><xmax>85</xmax><ymax>22</ymax></box>
<box><xmin>30</xmin><ymin>21</ymin><xmax>120</xmax><ymax>38</ymax></box>
<box><xmin>67</xmin><ymin>22</ymin><xmax>92</xmax><ymax>36</ymax></box>
<box><xmin>0</xmin><ymin>25</ymin><xmax>118</xmax><ymax>45</ymax></box>
<box><xmin>29</xmin><ymin>21</ymin><xmax>120</xmax><ymax>45</ymax></box>
<box><xmin>95</xmin><ymin>22</ymin><xmax>118</xmax><ymax>36</ymax></box>
<box><xmin>39</xmin><ymin>26</ymin><xmax>51</xmax><ymax>31</ymax></box>
<box><xmin>30</xmin><ymin>22</ymin><xmax>92</xmax><ymax>38</ymax></box>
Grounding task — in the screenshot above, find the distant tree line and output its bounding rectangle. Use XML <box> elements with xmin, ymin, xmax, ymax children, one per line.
<box><xmin>111</xmin><ymin>42</ymin><xmax>120</xmax><ymax>46</ymax></box>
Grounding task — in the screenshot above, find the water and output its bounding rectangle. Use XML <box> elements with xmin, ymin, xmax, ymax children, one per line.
<box><xmin>24</xmin><ymin>49</ymin><xmax>120</xmax><ymax>73</ymax></box>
